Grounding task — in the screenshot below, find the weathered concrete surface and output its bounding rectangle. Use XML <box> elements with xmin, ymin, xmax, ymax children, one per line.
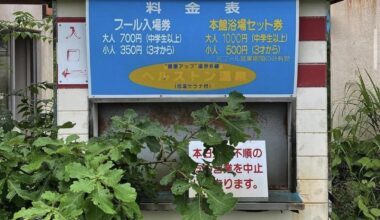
<box><xmin>0</xmin><ymin>4</ymin><xmax>53</xmax><ymax>100</ymax></box>
<box><xmin>331</xmin><ymin>0</ymin><xmax>380</xmax><ymax>127</ymax></box>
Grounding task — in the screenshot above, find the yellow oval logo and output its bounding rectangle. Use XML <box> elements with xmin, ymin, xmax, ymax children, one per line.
<box><xmin>129</xmin><ymin>62</ymin><xmax>256</xmax><ymax>91</ymax></box>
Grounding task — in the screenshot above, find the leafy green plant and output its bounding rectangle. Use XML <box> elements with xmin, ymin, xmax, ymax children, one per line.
<box><xmin>0</xmin><ymin>11</ymin><xmax>52</xmax><ymax>43</ymax></box>
<box><xmin>0</xmin><ymin>87</ymin><xmax>259</xmax><ymax>219</ymax></box>
<box><xmin>0</xmin><ymin>82</ymin><xmax>73</xmax><ymax>136</ymax></box>
<box><xmin>0</xmin><ymin>11</ymin><xmax>54</xmax><ymax>134</ymax></box>
<box><xmin>331</xmin><ymin>72</ymin><xmax>380</xmax><ymax>220</ymax></box>
<box><xmin>0</xmin><ymin>83</ymin><xmax>73</xmax><ymax>219</ymax></box>
<box><xmin>0</xmin><ymin>12</ymin><xmax>260</xmax><ymax>219</ymax></box>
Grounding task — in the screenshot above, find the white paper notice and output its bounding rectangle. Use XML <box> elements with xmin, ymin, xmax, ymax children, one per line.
<box><xmin>189</xmin><ymin>140</ymin><xmax>269</xmax><ymax>200</ymax></box>
<box><xmin>57</xmin><ymin>22</ymin><xmax>88</xmax><ymax>85</ymax></box>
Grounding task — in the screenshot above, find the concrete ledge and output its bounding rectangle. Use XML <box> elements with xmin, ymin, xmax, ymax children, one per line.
<box><xmin>297</xmin><ymin>180</ymin><xmax>328</xmax><ymax>203</ymax></box>
<box><xmin>299</xmin><ymin>41</ymin><xmax>327</xmax><ymax>64</ymax></box>
<box><xmin>57</xmin><ymin>110</ymin><xmax>89</xmax><ymax>134</ymax></box>
<box><xmin>300</xmin><ymin>0</ymin><xmax>328</xmax><ymax>17</ymax></box>
<box><xmin>297</xmin><ymin>133</ymin><xmax>328</xmax><ymax>156</ymax></box>
<box><xmin>297</xmin><ymin>156</ymin><xmax>328</xmax><ymax>180</ymax></box>
<box><xmin>296</xmin><ymin>110</ymin><xmax>327</xmax><ymax>133</ymax></box>
<box><xmin>293</xmin><ymin>203</ymin><xmax>328</xmax><ymax>220</ymax></box>
<box><xmin>57</xmin><ymin>89</ymin><xmax>89</xmax><ymax>111</ymax></box>
<box><xmin>296</xmin><ymin>88</ymin><xmax>327</xmax><ymax>110</ymax></box>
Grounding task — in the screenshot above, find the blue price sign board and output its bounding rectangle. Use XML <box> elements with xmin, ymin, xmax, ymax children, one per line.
<box><xmin>87</xmin><ymin>0</ymin><xmax>298</xmax><ymax>98</ymax></box>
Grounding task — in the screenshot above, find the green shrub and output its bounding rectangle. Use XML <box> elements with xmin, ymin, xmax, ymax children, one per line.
<box><xmin>331</xmin><ymin>73</ymin><xmax>380</xmax><ymax>220</ymax></box>
<box><xmin>0</xmin><ymin>84</ymin><xmax>259</xmax><ymax>220</ymax></box>
<box><xmin>1</xmin><ymin>12</ymin><xmax>261</xmax><ymax>219</ymax></box>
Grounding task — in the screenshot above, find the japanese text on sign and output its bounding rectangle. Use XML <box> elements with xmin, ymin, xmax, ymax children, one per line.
<box><xmin>189</xmin><ymin>140</ymin><xmax>268</xmax><ymax>199</ymax></box>
<box><xmin>88</xmin><ymin>0</ymin><xmax>297</xmax><ymax>96</ymax></box>
<box><xmin>58</xmin><ymin>22</ymin><xmax>88</xmax><ymax>85</ymax></box>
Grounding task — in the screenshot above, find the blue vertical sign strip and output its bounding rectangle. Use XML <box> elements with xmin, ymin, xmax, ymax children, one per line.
<box><xmin>88</xmin><ymin>0</ymin><xmax>297</xmax><ymax>97</ymax></box>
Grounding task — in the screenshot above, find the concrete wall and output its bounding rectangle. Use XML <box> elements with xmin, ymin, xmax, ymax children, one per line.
<box><xmin>0</xmin><ymin>4</ymin><xmax>54</xmax><ymax>99</ymax></box>
<box><xmin>56</xmin><ymin>0</ymin><xmax>89</xmax><ymax>141</ymax></box>
<box><xmin>38</xmin><ymin>28</ymin><xmax>54</xmax><ymax>100</ymax></box>
<box><xmin>295</xmin><ymin>0</ymin><xmax>329</xmax><ymax>219</ymax></box>
<box><xmin>56</xmin><ymin>0</ymin><xmax>329</xmax><ymax>219</ymax></box>
<box><xmin>331</xmin><ymin>0</ymin><xmax>380</xmax><ymax>127</ymax></box>
<box><xmin>0</xmin><ymin>4</ymin><xmax>42</xmax><ymax>21</ymax></box>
